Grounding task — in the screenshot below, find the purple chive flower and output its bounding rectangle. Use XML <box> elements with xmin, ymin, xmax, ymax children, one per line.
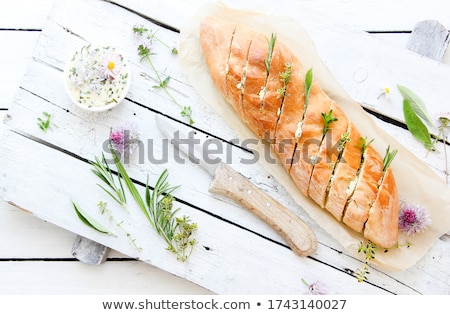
<box><xmin>109</xmin><ymin>122</ymin><xmax>140</xmax><ymax>155</ymax></box>
<box><xmin>398</xmin><ymin>198</ymin><xmax>431</xmax><ymax>235</ymax></box>
<box><xmin>301</xmin><ymin>278</ymin><xmax>327</xmax><ymax>295</ymax></box>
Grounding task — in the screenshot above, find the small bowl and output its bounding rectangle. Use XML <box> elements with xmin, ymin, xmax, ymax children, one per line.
<box><xmin>64</xmin><ymin>44</ymin><xmax>131</xmax><ymax>112</ymax></box>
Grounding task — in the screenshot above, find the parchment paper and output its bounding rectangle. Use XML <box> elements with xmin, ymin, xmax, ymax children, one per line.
<box><xmin>178</xmin><ymin>2</ymin><xmax>450</xmax><ymax>270</ymax></box>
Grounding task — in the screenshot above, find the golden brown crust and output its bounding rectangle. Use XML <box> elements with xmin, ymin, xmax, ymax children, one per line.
<box><xmin>324</xmin><ymin>123</ymin><xmax>363</xmax><ymax>220</ymax></box>
<box><xmin>342</xmin><ymin>145</ymin><xmax>383</xmax><ymax>233</ymax></box>
<box><xmin>289</xmin><ymin>88</ymin><xmax>332</xmax><ymax>196</ymax></box>
<box><xmin>272</xmin><ymin>58</ymin><xmax>306</xmax><ymax>171</ymax></box>
<box><xmin>308</xmin><ymin>102</ymin><xmax>349</xmax><ymax>209</ymax></box>
<box><xmin>226</xmin><ymin>24</ymin><xmax>256</xmax><ymax>120</ymax></box>
<box><xmin>241</xmin><ymin>32</ymin><xmax>269</xmax><ymax>136</ymax></box>
<box><xmin>364</xmin><ymin>167</ymin><xmax>399</xmax><ymax>248</ymax></box>
<box><xmin>200</xmin><ymin>17</ymin><xmax>236</xmax><ymax>102</ymax></box>
<box><xmin>200</xmin><ymin>16</ymin><xmax>400</xmax><ymax>248</ymax></box>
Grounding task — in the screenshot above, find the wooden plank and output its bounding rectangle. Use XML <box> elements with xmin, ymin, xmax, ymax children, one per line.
<box><xmin>1</xmin><ymin>130</ymin><xmax>412</xmax><ymax>294</ymax></box>
<box><xmin>1</xmin><ymin>0</ymin><xmax>449</xmax><ymax>295</ymax></box>
<box><xmin>0</xmin><ymin>0</ymin><xmax>54</xmax><ymax>29</ymax></box>
<box><xmin>108</xmin><ymin>0</ymin><xmax>450</xmax><ymax>32</ymax></box>
<box><xmin>0</xmin><ymin>260</ymin><xmax>212</xmax><ymax>294</ymax></box>
<box><xmin>0</xmin><ymin>31</ymin><xmax>41</xmax><ymax>109</ymax></box>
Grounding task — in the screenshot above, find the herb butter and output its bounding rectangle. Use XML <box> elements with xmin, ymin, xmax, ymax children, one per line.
<box><xmin>65</xmin><ymin>45</ymin><xmax>130</xmax><ymax>111</ymax></box>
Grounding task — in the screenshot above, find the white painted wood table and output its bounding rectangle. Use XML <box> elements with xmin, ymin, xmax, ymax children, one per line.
<box><xmin>1</xmin><ymin>0</ymin><xmax>450</xmax><ymax>295</ymax></box>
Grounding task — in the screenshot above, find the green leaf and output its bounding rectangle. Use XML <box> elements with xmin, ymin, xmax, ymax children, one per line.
<box><xmin>304</xmin><ymin>68</ymin><xmax>313</xmax><ymax>109</ymax></box>
<box><xmin>109</xmin><ymin>146</ymin><xmax>150</xmax><ymax>221</ymax></box>
<box><xmin>264</xmin><ymin>33</ymin><xmax>277</xmax><ymax>74</ymax></box>
<box><xmin>403</xmin><ymin>99</ymin><xmax>435</xmax><ymax>150</ymax></box>
<box><xmin>73</xmin><ymin>201</ymin><xmax>114</xmax><ymax>235</ymax></box>
<box><xmin>397</xmin><ymin>85</ymin><xmax>435</xmax><ymax>128</ymax></box>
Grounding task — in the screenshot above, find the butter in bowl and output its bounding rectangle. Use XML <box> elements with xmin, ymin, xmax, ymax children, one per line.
<box><xmin>64</xmin><ymin>44</ymin><xmax>131</xmax><ymax>112</ymax></box>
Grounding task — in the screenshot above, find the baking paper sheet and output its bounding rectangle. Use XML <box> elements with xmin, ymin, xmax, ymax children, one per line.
<box><xmin>178</xmin><ymin>2</ymin><xmax>450</xmax><ymax>270</ymax></box>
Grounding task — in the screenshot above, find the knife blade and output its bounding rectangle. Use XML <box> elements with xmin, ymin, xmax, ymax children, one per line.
<box><xmin>155</xmin><ymin>114</ymin><xmax>317</xmax><ymax>257</ymax></box>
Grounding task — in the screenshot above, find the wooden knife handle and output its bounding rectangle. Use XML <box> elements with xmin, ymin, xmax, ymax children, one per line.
<box><xmin>209</xmin><ymin>162</ymin><xmax>317</xmax><ymax>257</ymax></box>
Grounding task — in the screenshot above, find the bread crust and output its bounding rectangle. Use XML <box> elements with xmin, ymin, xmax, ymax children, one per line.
<box><xmin>325</xmin><ymin>123</ymin><xmax>363</xmax><ymax>220</ymax></box>
<box><xmin>200</xmin><ymin>16</ymin><xmax>400</xmax><ymax>248</ymax></box>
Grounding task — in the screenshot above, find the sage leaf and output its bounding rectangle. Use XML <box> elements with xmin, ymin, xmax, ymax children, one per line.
<box><xmin>403</xmin><ymin>99</ymin><xmax>434</xmax><ymax>150</ymax></box>
<box><xmin>73</xmin><ymin>201</ymin><xmax>115</xmax><ymax>235</ymax></box>
<box><xmin>397</xmin><ymin>85</ymin><xmax>435</xmax><ymax>128</ymax></box>
<box><xmin>305</xmin><ymin>68</ymin><xmax>313</xmax><ymax>109</ymax></box>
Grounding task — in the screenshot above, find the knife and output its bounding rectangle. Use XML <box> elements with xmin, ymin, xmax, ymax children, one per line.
<box><xmin>155</xmin><ymin>114</ymin><xmax>317</xmax><ymax>257</ymax></box>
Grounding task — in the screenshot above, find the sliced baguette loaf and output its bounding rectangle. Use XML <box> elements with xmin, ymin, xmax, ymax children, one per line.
<box><xmin>200</xmin><ymin>16</ymin><xmax>399</xmax><ymax>248</ymax></box>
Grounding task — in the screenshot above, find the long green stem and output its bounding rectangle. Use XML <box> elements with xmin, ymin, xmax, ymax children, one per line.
<box><xmin>144</xmin><ymin>55</ymin><xmax>179</xmax><ymax>106</ymax></box>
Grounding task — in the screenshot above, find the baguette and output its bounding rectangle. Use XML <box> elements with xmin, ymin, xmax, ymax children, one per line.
<box><xmin>200</xmin><ymin>16</ymin><xmax>399</xmax><ymax>248</ymax></box>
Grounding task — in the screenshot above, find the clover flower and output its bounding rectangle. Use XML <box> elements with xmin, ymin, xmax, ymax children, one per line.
<box><xmin>109</xmin><ymin>122</ymin><xmax>140</xmax><ymax>155</ymax></box>
<box><xmin>301</xmin><ymin>278</ymin><xmax>327</xmax><ymax>295</ymax></box>
<box><xmin>398</xmin><ymin>198</ymin><xmax>431</xmax><ymax>235</ymax></box>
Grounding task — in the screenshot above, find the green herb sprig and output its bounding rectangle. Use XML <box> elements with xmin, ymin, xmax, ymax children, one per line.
<box><xmin>37</xmin><ymin>111</ymin><xmax>57</xmax><ymax>133</ymax></box>
<box><xmin>264</xmin><ymin>33</ymin><xmax>277</xmax><ymax>75</ymax></box>
<box><xmin>304</xmin><ymin>68</ymin><xmax>313</xmax><ymax>110</ymax></box>
<box><xmin>355</xmin><ymin>240</ymin><xmax>378</xmax><ymax>282</ymax></box>
<box><xmin>106</xmin><ymin>145</ymin><xmax>198</xmax><ymax>261</ymax></box>
<box><xmin>382</xmin><ymin>145</ymin><xmax>398</xmax><ymax>173</ymax></box>
<box><xmin>91</xmin><ymin>154</ymin><xmax>127</xmax><ymax>208</ymax></box>
<box><xmin>98</xmin><ymin>201</ymin><xmax>141</xmax><ymax>252</ymax></box>
<box><xmin>277</xmin><ymin>62</ymin><xmax>292</xmax><ymax>99</ymax></box>
<box><xmin>338</xmin><ymin>131</ymin><xmax>351</xmax><ymax>152</ymax></box>
<box><xmin>359</xmin><ymin>137</ymin><xmax>374</xmax><ymax>156</ymax></box>
<box><xmin>73</xmin><ymin>201</ymin><xmax>115</xmax><ymax>235</ymax></box>
<box><xmin>133</xmin><ymin>26</ymin><xmax>194</xmax><ymax>125</ymax></box>
<box><xmin>321</xmin><ymin>109</ymin><xmax>338</xmax><ymax>135</ymax></box>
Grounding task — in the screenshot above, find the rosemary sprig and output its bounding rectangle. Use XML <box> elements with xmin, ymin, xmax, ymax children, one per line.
<box><xmin>382</xmin><ymin>145</ymin><xmax>398</xmax><ymax>173</ymax></box>
<box><xmin>321</xmin><ymin>109</ymin><xmax>338</xmax><ymax>135</ymax></box>
<box><xmin>145</xmin><ymin>169</ymin><xmax>198</xmax><ymax>261</ymax></box>
<box><xmin>108</xmin><ymin>145</ymin><xmax>197</xmax><ymax>261</ymax></box>
<box><xmin>355</xmin><ymin>240</ymin><xmax>378</xmax><ymax>282</ymax></box>
<box><xmin>264</xmin><ymin>33</ymin><xmax>277</xmax><ymax>75</ymax></box>
<box><xmin>132</xmin><ymin>25</ymin><xmax>194</xmax><ymax>125</ymax></box>
<box><xmin>91</xmin><ymin>153</ymin><xmax>127</xmax><ymax>208</ymax></box>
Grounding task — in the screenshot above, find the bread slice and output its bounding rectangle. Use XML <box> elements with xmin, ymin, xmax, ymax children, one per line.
<box><xmin>364</xmin><ymin>167</ymin><xmax>399</xmax><ymax>248</ymax></box>
<box><xmin>342</xmin><ymin>145</ymin><xmax>383</xmax><ymax>233</ymax></box>
<box><xmin>307</xmin><ymin>102</ymin><xmax>349</xmax><ymax>209</ymax></box>
<box><xmin>227</xmin><ymin>24</ymin><xmax>256</xmax><ymax>120</ymax></box>
<box><xmin>272</xmin><ymin>58</ymin><xmax>306</xmax><ymax>171</ymax></box>
<box><xmin>200</xmin><ymin>16</ymin><xmax>400</xmax><ymax>248</ymax></box>
<box><xmin>324</xmin><ymin>123</ymin><xmax>363</xmax><ymax>220</ymax></box>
